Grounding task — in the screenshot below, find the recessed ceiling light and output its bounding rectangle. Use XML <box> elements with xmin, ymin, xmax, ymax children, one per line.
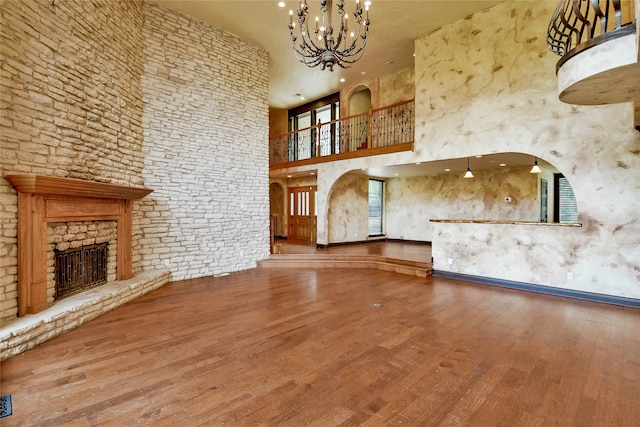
<box><xmin>278</xmin><ymin>1</ymin><xmax>285</xmax><ymax>7</ymax></box>
<box><xmin>340</xmin><ymin>78</ymin><xmax>345</xmax><ymax>82</ymax></box>
<box><xmin>445</xmin><ymin>168</ymin><xmax>451</xmax><ymax>172</ymax></box>
<box><xmin>500</xmin><ymin>163</ymin><xmax>507</xmax><ymax>167</ymax></box>
<box><xmin>475</xmin><ymin>155</ymin><xmax>483</xmax><ymax>158</ymax></box>
<box><xmin>415</xmin><ymin>162</ymin><xmax>421</xmax><ymax>165</ymax></box>
<box><xmin>361</xmin><ymin>71</ymin><xmax>366</xmax><ymax>76</ymax></box>
<box><xmin>310</xmin><ymin>172</ymin><xmax>315</xmax><ymax>175</ymax></box>
<box><xmin>394</xmin><ymin>173</ymin><xmax>399</xmax><ymax>176</ymax></box>
<box><xmin>287</xmin><ymin>175</ymin><xmax>292</xmax><ymax>178</ymax></box>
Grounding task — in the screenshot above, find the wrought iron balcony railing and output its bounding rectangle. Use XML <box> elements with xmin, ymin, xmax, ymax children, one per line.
<box><xmin>547</xmin><ymin>0</ymin><xmax>636</xmax><ymax>64</ymax></box>
<box><xmin>270</xmin><ymin>99</ymin><xmax>414</xmax><ymax>167</ymax></box>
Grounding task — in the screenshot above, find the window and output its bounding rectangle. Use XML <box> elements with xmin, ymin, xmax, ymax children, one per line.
<box><xmin>288</xmin><ymin>93</ymin><xmax>340</xmax><ymax>161</ymax></box>
<box><xmin>368</xmin><ymin>179</ymin><xmax>384</xmax><ymax>236</ymax></box>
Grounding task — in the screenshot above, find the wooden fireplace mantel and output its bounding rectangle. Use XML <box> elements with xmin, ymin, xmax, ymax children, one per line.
<box><xmin>7</xmin><ymin>174</ymin><xmax>153</xmax><ymax>200</ymax></box>
<box><xmin>6</xmin><ymin>174</ymin><xmax>153</xmax><ymax>316</ymax></box>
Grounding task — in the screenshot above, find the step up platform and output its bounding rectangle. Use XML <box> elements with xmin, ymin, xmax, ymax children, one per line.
<box><xmin>258</xmin><ymin>253</ymin><xmax>432</xmax><ymax>278</ymax></box>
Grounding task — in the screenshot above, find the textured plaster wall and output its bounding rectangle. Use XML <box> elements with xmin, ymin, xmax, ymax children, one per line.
<box><xmin>415</xmin><ymin>1</ymin><xmax>640</xmax><ymax>297</ymax></box>
<box><xmin>328</xmin><ymin>173</ymin><xmax>369</xmax><ymax>243</ymax></box>
<box><xmin>386</xmin><ymin>166</ymin><xmax>538</xmax><ymax>241</ymax></box>
<box><xmin>338</xmin><ymin>67</ymin><xmax>414</xmax><ymax>117</ymax></box>
<box><xmin>140</xmin><ymin>2</ymin><xmax>270</xmax><ymax>280</ymax></box>
<box><xmin>379</xmin><ymin>67</ymin><xmax>415</xmax><ymax>105</ymax></box>
<box><xmin>314</xmin><ymin>0</ymin><xmax>639</xmax><ymax>298</ymax></box>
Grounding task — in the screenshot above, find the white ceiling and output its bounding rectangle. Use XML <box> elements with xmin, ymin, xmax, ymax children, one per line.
<box><xmin>154</xmin><ymin>0</ymin><xmax>506</xmax><ymax>109</ymax></box>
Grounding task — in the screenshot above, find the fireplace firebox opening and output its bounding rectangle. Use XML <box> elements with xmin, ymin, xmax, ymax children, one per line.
<box><xmin>54</xmin><ymin>243</ymin><xmax>109</xmax><ymax>300</ymax></box>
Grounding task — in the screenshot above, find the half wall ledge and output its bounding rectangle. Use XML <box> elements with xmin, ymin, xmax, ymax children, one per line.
<box><xmin>430</xmin><ymin>219</ymin><xmax>582</xmax><ymax>227</ymax></box>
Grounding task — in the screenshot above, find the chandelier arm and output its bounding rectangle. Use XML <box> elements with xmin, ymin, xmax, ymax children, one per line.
<box><xmin>333</xmin><ymin>1</ymin><xmax>346</xmax><ymax>51</ymax></box>
<box><xmin>290</xmin><ymin>24</ymin><xmax>322</xmax><ymax>59</ymax></box>
<box><xmin>290</xmin><ymin>31</ymin><xmax>325</xmax><ymax>67</ymax></box>
<box><xmin>336</xmin><ymin>26</ymin><xmax>366</xmax><ymax>57</ymax></box>
<box><xmin>333</xmin><ymin>33</ymin><xmax>369</xmax><ymax>67</ymax></box>
<box><xmin>299</xmin><ymin>7</ymin><xmax>327</xmax><ymax>53</ymax></box>
<box><xmin>292</xmin><ymin>35</ymin><xmax>326</xmax><ymax>67</ymax></box>
<box><xmin>341</xmin><ymin>7</ymin><xmax>367</xmax><ymax>53</ymax></box>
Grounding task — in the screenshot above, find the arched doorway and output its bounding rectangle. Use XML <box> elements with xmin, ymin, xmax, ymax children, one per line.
<box><xmin>346</xmin><ymin>86</ymin><xmax>372</xmax><ymax>151</ymax></box>
<box><xmin>349</xmin><ymin>87</ymin><xmax>371</xmax><ymax>115</ymax></box>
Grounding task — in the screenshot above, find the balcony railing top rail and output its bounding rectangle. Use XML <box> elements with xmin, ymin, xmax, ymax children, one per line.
<box><xmin>547</xmin><ymin>0</ymin><xmax>636</xmax><ymax>66</ymax></box>
<box><xmin>270</xmin><ymin>99</ymin><xmax>414</xmax><ymax>167</ymax></box>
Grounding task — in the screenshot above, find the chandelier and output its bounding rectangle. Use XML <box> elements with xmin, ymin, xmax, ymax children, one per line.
<box><xmin>288</xmin><ymin>0</ymin><xmax>371</xmax><ymax>71</ymax></box>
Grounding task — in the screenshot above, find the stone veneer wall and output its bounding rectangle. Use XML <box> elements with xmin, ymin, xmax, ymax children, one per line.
<box><xmin>0</xmin><ymin>0</ymin><xmax>270</xmax><ymax>323</ymax></box>
<box><xmin>46</xmin><ymin>221</ymin><xmax>118</xmax><ymax>303</ymax></box>
<box><xmin>0</xmin><ymin>0</ymin><xmax>146</xmax><ymax>322</ymax></box>
<box><xmin>139</xmin><ymin>2</ymin><xmax>270</xmax><ymax>280</ymax></box>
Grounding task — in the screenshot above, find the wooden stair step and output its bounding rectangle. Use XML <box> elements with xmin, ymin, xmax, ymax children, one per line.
<box><xmin>258</xmin><ymin>254</ymin><xmax>432</xmax><ymax>278</ymax></box>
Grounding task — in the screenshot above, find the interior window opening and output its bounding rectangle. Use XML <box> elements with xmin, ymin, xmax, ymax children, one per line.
<box><xmin>554</xmin><ymin>174</ymin><xmax>578</xmax><ymax>223</ymax></box>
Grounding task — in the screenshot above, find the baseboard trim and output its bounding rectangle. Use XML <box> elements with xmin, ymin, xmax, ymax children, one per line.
<box><xmin>317</xmin><ymin>238</ymin><xmax>431</xmax><ymax>249</ymax></box>
<box><xmin>433</xmin><ymin>270</ymin><xmax>640</xmax><ymax>309</ymax></box>
<box><xmin>386</xmin><ymin>238</ymin><xmax>431</xmax><ymax>245</ymax></box>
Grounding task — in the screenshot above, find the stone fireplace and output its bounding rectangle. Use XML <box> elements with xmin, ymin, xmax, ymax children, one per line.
<box><xmin>2</xmin><ymin>174</ymin><xmax>173</xmax><ymax>361</ymax></box>
<box><xmin>6</xmin><ymin>174</ymin><xmax>153</xmax><ymax>316</ymax></box>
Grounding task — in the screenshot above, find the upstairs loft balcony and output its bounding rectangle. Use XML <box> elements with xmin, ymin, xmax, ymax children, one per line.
<box><xmin>547</xmin><ymin>0</ymin><xmax>639</xmax><ymax>127</ymax></box>
<box><xmin>270</xmin><ymin>99</ymin><xmax>414</xmax><ymax>169</ymax></box>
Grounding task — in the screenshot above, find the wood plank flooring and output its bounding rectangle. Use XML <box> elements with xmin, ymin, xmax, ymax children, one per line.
<box><xmin>1</xmin><ymin>267</ymin><xmax>639</xmax><ymax>426</ymax></box>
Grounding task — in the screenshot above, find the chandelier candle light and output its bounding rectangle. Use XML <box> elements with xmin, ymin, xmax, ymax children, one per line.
<box><xmin>289</xmin><ymin>0</ymin><xmax>371</xmax><ymax>71</ymax></box>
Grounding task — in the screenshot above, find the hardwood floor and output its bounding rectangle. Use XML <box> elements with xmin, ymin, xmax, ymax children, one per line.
<box><xmin>1</xmin><ymin>267</ymin><xmax>639</xmax><ymax>426</ymax></box>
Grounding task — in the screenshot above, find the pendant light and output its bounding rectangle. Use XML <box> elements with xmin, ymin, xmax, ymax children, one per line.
<box><xmin>530</xmin><ymin>157</ymin><xmax>542</xmax><ymax>174</ymax></box>
<box><xmin>464</xmin><ymin>158</ymin><xmax>474</xmax><ymax>178</ymax></box>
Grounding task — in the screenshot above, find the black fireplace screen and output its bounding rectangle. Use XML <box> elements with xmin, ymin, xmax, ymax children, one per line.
<box><xmin>54</xmin><ymin>243</ymin><xmax>108</xmax><ymax>300</ymax></box>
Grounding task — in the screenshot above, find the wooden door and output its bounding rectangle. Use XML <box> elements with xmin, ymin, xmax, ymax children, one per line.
<box><xmin>288</xmin><ymin>186</ymin><xmax>317</xmax><ymax>243</ymax></box>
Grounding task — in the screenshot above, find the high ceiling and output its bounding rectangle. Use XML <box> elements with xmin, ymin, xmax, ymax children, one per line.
<box><xmin>154</xmin><ymin>0</ymin><xmax>506</xmax><ymax>110</ymax></box>
<box><xmin>152</xmin><ymin>0</ymin><xmax>550</xmax><ymax>177</ymax></box>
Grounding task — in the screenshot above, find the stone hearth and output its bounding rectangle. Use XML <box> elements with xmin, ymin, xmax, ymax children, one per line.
<box><xmin>0</xmin><ymin>270</ymin><xmax>171</xmax><ymax>361</ymax></box>
<box><xmin>2</xmin><ymin>175</ymin><xmax>171</xmax><ymax>360</ymax></box>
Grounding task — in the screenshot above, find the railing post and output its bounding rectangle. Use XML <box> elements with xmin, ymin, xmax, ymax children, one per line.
<box><xmin>317</xmin><ymin>119</ymin><xmax>322</xmax><ymax>158</ymax></box>
<box><xmin>367</xmin><ymin>104</ymin><xmax>373</xmax><ymax>149</ymax></box>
